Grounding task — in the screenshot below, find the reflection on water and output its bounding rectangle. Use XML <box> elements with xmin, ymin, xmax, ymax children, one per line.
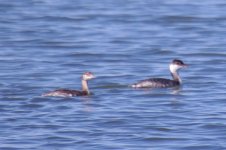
<box><xmin>170</xmin><ymin>86</ymin><xmax>182</xmax><ymax>95</ymax></box>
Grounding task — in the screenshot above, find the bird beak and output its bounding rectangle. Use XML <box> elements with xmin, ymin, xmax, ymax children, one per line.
<box><xmin>183</xmin><ymin>64</ymin><xmax>188</xmax><ymax>68</ymax></box>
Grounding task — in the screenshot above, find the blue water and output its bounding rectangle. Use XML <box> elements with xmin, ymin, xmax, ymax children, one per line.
<box><xmin>1</xmin><ymin>0</ymin><xmax>226</xmax><ymax>149</ymax></box>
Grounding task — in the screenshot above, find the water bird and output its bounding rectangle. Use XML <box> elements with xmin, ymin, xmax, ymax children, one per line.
<box><xmin>131</xmin><ymin>59</ymin><xmax>187</xmax><ymax>88</ymax></box>
<box><xmin>42</xmin><ymin>72</ymin><xmax>95</xmax><ymax>97</ymax></box>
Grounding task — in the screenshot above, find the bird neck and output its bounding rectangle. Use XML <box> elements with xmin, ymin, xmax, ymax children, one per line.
<box><xmin>82</xmin><ymin>79</ymin><xmax>90</xmax><ymax>94</ymax></box>
<box><xmin>169</xmin><ymin>64</ymin><xmax>182</xmax><ymax>83</ymax></box>
<box><xmin>171</xmin><ymin>71</ymin><xmax>181</xmax><ymax>83</ymax></box>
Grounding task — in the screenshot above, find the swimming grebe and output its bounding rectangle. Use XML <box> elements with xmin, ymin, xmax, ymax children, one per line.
<box><xmin>42</xmin><ymin>72</ymin><xmax>95</xmax><ymax>97</ymax></box>
<box><xmin>131</xmin><ymin>59</ymin><xmax>187</xmax><ymax>88</ymax></box>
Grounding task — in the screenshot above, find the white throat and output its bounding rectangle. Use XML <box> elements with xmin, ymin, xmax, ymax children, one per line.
<box><xmin>82</xmin><ymin>79</ymin><xmax>90</xmax><ymax>94</ymax></box>
<box><xmin>169</xmin><ymin>64</ymin><xmax>182</xmax><ymax>83</ymax></box>
<box><xmin>169</xmin><ymin>64</ymin><xmax>179</xmax><ymax>73</ymax></box>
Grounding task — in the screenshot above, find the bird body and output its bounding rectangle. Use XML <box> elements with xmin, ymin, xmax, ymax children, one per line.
<box><xmin>131</xmin><ymin>59</ymin><xmax>187</xmax><ymax>88</ymax></box>
<box><xmin>42</xmin><ymin>72</ymin><xmax>95</xmax><ymax>97</ymax></box>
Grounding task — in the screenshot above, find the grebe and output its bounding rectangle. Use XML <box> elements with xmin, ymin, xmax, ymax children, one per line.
<box><xmin>131</xmin><ymin>59</ymin><xmax>187</xmax><ymax>88</ymax></box>
<box><xmin>42</xmin><ymin>72</ymin><xmax>95</xmax><ymax>97</ymax></box>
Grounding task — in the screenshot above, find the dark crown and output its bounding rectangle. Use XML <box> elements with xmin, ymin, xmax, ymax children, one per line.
<box><xmin>172</xmin><ymin>59</ymin><xmax>184</xmax><ymax>65</ymax></box>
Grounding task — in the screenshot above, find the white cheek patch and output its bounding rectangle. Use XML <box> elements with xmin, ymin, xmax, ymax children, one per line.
<box><xmin>83</xmin><ymin>74</ymin><xmax>94</xmax><ymax>80</ymax></box>
<box><xmin>169</xmin><ymin>64</ymin><xmax>181</xmax><ymax>73</ymax></box>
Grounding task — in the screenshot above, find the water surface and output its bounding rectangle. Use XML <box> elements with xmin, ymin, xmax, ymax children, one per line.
<box><xmin>0</xmin><ymin>0</ymin><xmax>226</xmax><ymax>149</ymax></box>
